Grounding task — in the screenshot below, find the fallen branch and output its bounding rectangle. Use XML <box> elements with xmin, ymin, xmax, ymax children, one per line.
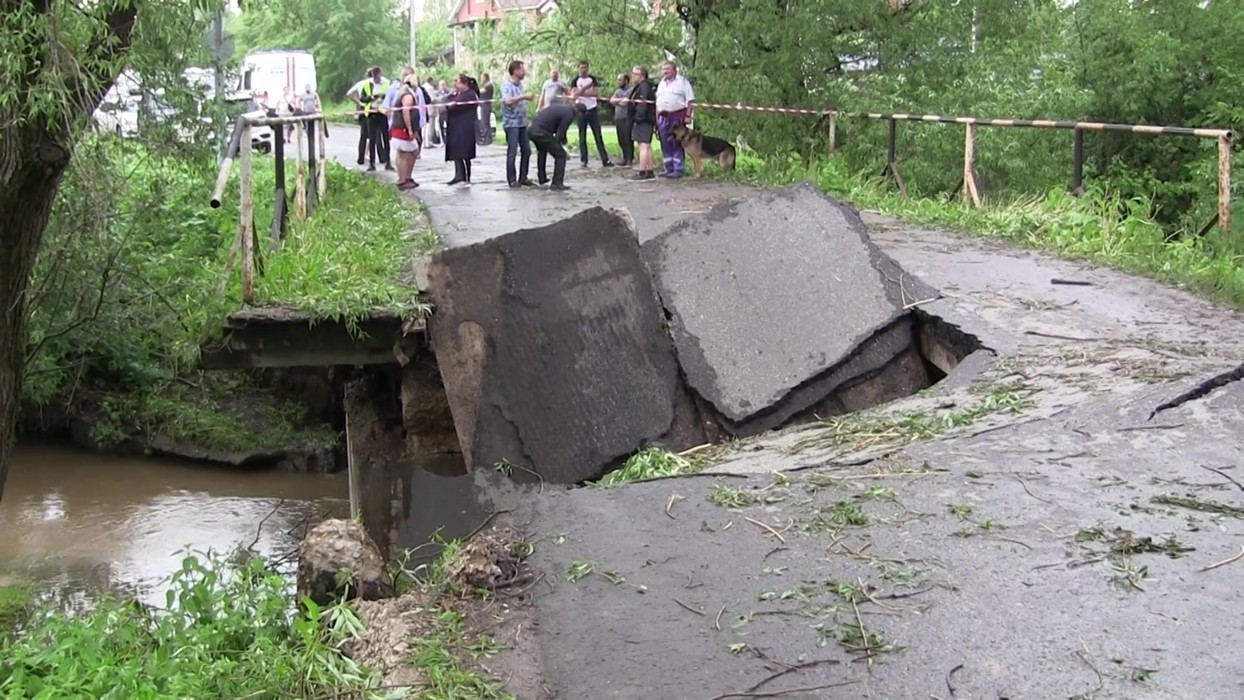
<box><xmin>744</xmin><ymin>517</ymin><xmax>787</xmax><ymax>544</ymax></box>
<box><xmin>1198</xmin><ymin>546</ymin><xmax>1244</xmax><ymax>572</ymax></box>
<box><xmin>1024</xmin><ymin>330</ymin><xmax>1102</xmax><ymax>342</ymax></box>
<box><xmin>743</xmin><ymin>656</ymin><xmax>840</xmax><ymax>693</ymax></box>
<box><xmin>1011</xmin><ymin>474</ymin><xmax>1052</xmax><ymax>504</ymax></box>
<box><xmin>674</xmin><ymin>598</ymin><xmax>706</xmax><ymax>616</ymax></box>
<box><xmin>1200</xmin><ymin>465</ymin><xmax>1244</xmax><ymax>492</ymax></box>
<box><xmin>666</xmin><ymin>493</ymin><xmax>685</xmax><ymax>519</ymax></box>
<box><xmin>706</xmin><ymin>680</ymin><xmax>860</xmax><ymax>700</ymax></box>
<box><xmin>946</xmin><ymin>662</ymin><xmax>964</xmax><ymax>696</ymax></box>
<box><xmin>246</xmin><ymin>498</ymin><xmax>285</xmax><ymax>552</ymax></box>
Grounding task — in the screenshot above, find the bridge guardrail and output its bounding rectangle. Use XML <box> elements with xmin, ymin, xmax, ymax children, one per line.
<box><xmin>209</xmin><ymin>111</ymin><xmax>327</xmax><ymax>304</ymax></box>
<box><xmin>820</xmin><ymin>111</ymin><xmax>1233</xmax><ymax>237</ymax></box>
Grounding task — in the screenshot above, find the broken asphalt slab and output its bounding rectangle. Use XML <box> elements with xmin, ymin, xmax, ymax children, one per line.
<box><xmin>499</xmin><ymin>218</ymin><xmax>1244</xmax><ymax>700</ymax></box>
<box><xmin>642</xmin><ymin>182</ymin><xmax>940</xmax><ymax>434</ymax></box>
<box><xmin>425</xmin><ymin>206</ymin><xmax>708</xmax><ymax>484</ymax></box>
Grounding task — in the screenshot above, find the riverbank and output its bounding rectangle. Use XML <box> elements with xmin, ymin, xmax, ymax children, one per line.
<box><xmin>0</xmin><ymin>509</ymin><xmax>518</xmax><ymax>699</ymax></box>
<box><xmin>21</xmin><ymin>136</ymin><xmax>438</xmax><ymax>470</ymax></box>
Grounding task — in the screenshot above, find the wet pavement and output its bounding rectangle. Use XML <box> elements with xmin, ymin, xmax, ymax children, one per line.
<box><xmin>322</xmin><ymin>134</ymin><xmax>748</xmax><ymax>246</ymax></box>
<box><xmin>330</xmin><ymin>134</ymin><xmax>1244</xmax><ymax>699</ymax></box>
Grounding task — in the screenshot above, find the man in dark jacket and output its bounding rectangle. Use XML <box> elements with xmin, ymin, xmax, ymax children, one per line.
<box><xmin>628</xmin><ymin>66</ymin><xmax>658</xmax><ymax>180</ymax></box>
<box><xmin>528</xmin><ymin>102</ymin><xmax>584</xmax><ymax>191</ymax></box>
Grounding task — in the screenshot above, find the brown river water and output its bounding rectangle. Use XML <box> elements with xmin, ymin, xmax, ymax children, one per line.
<box><xmin>0</xmin><ymin>444</ymin><xmax>348</xmax><ymax>608</ymax></box>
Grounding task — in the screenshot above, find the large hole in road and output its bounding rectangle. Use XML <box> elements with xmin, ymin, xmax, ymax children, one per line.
<box><xmin>786</xmin><ymin>309</ymin><xmax>983</xmax><ymax>426</ymax></box>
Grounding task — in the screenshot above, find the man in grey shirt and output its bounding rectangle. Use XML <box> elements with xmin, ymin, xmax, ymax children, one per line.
<box><xmin>537</xmin><ymin>69</ymin><xmax>567</xmax><ymax>112</ymax></box>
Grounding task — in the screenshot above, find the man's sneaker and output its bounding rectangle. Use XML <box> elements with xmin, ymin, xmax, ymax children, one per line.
<box><xmin>538</xmin><ymin>178</ymin><xmax>549</xmax><ymax>186</ymax></box>
<box><xmin>508</xmin><ymin>182</ymin><xmax>521</xmax><ymax>189</ymax></box>
<box><xmin>518</xmin><ymin>179</ymin><xmax>537</xmax><ymax>187</ymax></box>
<box><xmin>366</xmin><ymin>165</ymin><xmax>376</xmax><ymax>172</ymax></box>
<box><xmin>602</xmin><ymin>161</ymin><xmax>615</xmax><ymax>168</ymax></box>
<box><xmin>384</xmin><ymin>163</ymin><xmax>395</xmax><ymax>171</ymax></box>
<box><xmin>664</xmin><ymin>171</ymin><xmax>683</xmax><ymax>179</ymax></box>
<box><xmin>357</xmin><ymin>158</ymin><xmax>365</xmax><ymax>165</ymax></box>
<box><xmin>550</xmin><ymin>183</ymin><xmax>570</xmax><ymax>191</ymax></box>
<box><xmin>580</xmin><ymin>162</ymin><xmax>589</xmax><ymax>169</ymax></box>
<box><xmin>631</xmin><ymin>171</ymin><xmax>653</xmax><ymax>181</ymax></box>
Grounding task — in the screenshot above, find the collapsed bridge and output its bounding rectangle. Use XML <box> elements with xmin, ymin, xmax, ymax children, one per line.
<box><xmin>426</xmin><ymin>183</ymin><xmax>980</xmax><ymax>487</ymax></box>
<box><xmin>203</xmin><ymin>183</ymin><xmax>984</xmax><ymax>555</ymax></box>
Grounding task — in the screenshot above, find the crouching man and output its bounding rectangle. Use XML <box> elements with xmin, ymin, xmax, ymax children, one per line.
<box><xmin>527</xmin><ymin>101</ymin><xmax>583</xmax><ymax>191</ymax></box>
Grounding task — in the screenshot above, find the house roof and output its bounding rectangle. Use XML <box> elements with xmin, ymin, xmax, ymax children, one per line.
<box><xmin>447</xmin><ymin>0</ymin><xmax>553</xmax><ymax>25</ymax></box>
<box><xmin>496</xmin><ymin>0</ymin><xmax>546</xmax><ymax>8</ymax></box>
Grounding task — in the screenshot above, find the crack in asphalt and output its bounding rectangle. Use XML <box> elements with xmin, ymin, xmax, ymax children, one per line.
<box><xmin>1149</xmin><ymin>360</ymin><xmax>1244</xmax><ymax>419</ymax></box>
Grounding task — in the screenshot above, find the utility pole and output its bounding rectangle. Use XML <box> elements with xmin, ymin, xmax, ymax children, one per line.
<box><xmin>212</xmin><ymin>10</ymin><xmax>226</xmax><ymax>164</ymax></box>
<box><xmin>409</xmin><ymin>0</ymin><xmax>420</xmax><ymax>68</ymax></box>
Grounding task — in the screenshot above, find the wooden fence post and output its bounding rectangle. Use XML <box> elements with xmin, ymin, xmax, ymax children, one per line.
<box><xmin>317</xmin><ymin>118</ymin><xmax>328</xmax><ymax>199</ymax></box>
<box><xmin>295</xmin><ymin>120</ymin><xmax>308</xmax><ymax>220</ymax></box>
<box><xmin>239</xmin><ymin>123</ymin><xmax>255</xmax><ymax>304</ymax></box>
<box><xmin>827</xmin><ymin>112</ymin><xmax>838</xmax><ymax>157</ymax></box>
<box><xmin>1220</xmin><ymin>134</ymin><xmax>1233</xmax><ymax>237</ymax></box>
<box><xmin>963</xmin><ymin>123</ymin><xmax>981</xmax><ymax>207</ymax></box>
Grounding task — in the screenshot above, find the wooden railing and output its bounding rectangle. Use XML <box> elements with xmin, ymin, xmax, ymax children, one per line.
<box><xmin>821</xmin><ymin>111</ymin><xmax>1233</xmax><ymax>236</ymax></box>
<box><xmin>209</xmin><ymin>112</ymin><xmax>328</xmax><ymax>304</ymax></box>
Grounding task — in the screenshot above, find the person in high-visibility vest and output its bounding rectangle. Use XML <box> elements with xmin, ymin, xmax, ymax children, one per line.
<box><xmin>346</xmin><ymin>66</ymin><xmax>390</xmax><ymax>171</ymax></box>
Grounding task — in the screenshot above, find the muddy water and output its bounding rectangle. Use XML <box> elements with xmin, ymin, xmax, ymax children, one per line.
<box><xmin>0</xmin><ymin>444</ymin><xmax>348</xmax><ymax>608</ymax></box>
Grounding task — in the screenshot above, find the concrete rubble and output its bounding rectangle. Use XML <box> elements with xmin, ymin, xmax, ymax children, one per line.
<box><xmin>424</xmin><ymin>185</ymin><xmax>943</xmax><ymax>482</ymax></box>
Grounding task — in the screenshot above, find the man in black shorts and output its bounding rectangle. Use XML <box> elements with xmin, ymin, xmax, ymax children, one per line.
<box><xmin>628</xmin><ymin>65</ymin><xmax>658</xmax><ymax>180</ymax></box>
<box><xmin>528</xmin><ymin>102</ymin><xmax>584</xmax><ymax>191</ymax></box>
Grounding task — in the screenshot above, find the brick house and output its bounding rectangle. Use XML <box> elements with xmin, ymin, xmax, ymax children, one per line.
<box><xmin>448</xmin><ymin>0</ymin><xmax>558</xmax><ymax>68</ymax></box>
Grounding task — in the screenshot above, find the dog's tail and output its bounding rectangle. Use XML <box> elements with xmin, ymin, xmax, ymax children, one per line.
<box><xmin>720</xmin><ymin>144</ymin><xmax>736</xmax><ymax>171</ymax></box>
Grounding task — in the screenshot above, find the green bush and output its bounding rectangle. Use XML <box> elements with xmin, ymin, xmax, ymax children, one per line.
<box><xmin>0</xmin><ymin>553</ymin><xmax>377</xmax><ymax>698</ymax></box>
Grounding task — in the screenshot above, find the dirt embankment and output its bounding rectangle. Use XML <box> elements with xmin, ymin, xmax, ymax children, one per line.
<box><xmin>21</xmin><ymin>367</ymin><xmax>348</xmax><ymax>472</ymax></box>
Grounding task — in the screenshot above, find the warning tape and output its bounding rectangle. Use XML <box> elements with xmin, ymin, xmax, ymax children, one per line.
<box><xmin>259</xmin><ymin>97</ymin><xmax>1232</xmax><ymax>140</ymax></box>
<box><xmin>288</xmin><ymin>96</ymin><xmax>833</xmax><ymax>120</ymax></box>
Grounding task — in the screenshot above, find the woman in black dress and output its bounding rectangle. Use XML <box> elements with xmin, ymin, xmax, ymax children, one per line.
<box><xmin>445</xmin><ymin>74</ymin><xmax>480</xmax><ymax>185</ymax></box>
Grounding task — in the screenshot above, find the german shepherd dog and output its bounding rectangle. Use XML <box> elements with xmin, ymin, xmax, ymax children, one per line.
<box><xmin>672</xmin><ymin>123</ymin><xmax>736</xmax><ymax>177</ymax></box>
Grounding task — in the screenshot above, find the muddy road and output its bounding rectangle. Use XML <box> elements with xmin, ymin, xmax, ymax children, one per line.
<box><xmin>341</xmin><ymin>140</ymin><xmax>1244</xmax><ymax>699</ymax></box>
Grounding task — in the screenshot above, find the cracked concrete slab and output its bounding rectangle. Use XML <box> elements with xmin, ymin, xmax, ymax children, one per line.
<box><xmin>425</xmin><ymin>206</ymin><xmax>704</xmax><ymax>484</ymax></box>
<box><xmin>641</xmin><ymin>183</ymin><xmax>939</xmax><ymax>430</ymax></box>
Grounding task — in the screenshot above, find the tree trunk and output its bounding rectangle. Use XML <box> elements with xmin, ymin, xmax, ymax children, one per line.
<box><xmin>0</xmin><ymin>126</ymin><xmax>71</xmax><ymax>503</ymax></box>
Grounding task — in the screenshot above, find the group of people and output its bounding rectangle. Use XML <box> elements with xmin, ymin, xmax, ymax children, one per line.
<box><xmin>502</xmin><ymin>58</ymin><xmax>696</xmax><ymax>189</ymax></box>
<box><xmin>336</xmin><ymin>57</ymin><xmax>698</xmax><ymax>191</ymax></box>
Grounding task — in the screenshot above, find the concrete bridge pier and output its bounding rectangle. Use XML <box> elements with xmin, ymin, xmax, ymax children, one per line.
<box><xmin>344</xmin><ymin>357</ymin><xmax>518</xmax><ymax>561</ymax></box>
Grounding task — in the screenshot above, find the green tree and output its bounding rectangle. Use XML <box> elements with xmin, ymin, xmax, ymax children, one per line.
<box><xmin>0</xmin><ymin>0</ymin><xmax>214</xmax><ymax>502</ymax></box>
<box><xmin>233</xmin><ymin>0</ymin><xmax>412</xmax><ymax>97</ymax></box>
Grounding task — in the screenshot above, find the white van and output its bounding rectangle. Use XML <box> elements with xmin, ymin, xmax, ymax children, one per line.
<box><xmin>238</xmin><ymin>50</ymin><xmax>318</xmax><ymax>110</ymax></box>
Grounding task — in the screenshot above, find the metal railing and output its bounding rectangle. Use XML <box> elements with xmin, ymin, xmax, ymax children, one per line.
<box><xmin>209</xmin><ymin>112</ymin><xmax>328</xmax><ymax>303</ymax></box>
<box><xmin>821</xmin><ymin>111</ymin><xmax>1233</xmax><ymax>236</ymax></box>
